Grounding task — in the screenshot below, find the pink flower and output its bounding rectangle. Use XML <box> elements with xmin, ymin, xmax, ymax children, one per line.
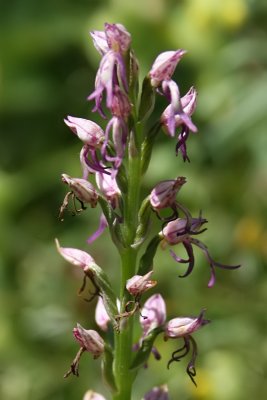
<box><xmin>102</xmin><ymin>117</ymin><xmax>128</xmax><ymax>170</ymax></box>
<box><xmin>88</xmin><ymin>23</ymin><xmax>131</xmax><ymax>116</ymax></box>
<box><xmin>149</xmin><ymin>50</ymin><xmax>186</xmax><ymax>87</ymax></box>
<box><xmin>95</xmin><ymin>170</ymin><xmax>121</xmax><ymax>208</ymax></box>
<box><xmin>165</xmin><ymin>310</ymin><xmax>210</xmax><ymax>386</ymax></box>
<box><xmin>161</xmin><ymin>86</ymin><xmax>198</xmax><ymax>161</ymax></box>
<box><xmin>140</xmin><ymin>294</ymin><xmax>166</xmax><ymax>336</ymax></box>
<box><xmin>64</xmin><ymin>116</ymin><xmax>104</xmax><ymax>147</ymax></box>
<box><xmin>160</xmin><ymin>81</ymin><xmax>197</xmax><ymax>138</ymax></box>
<box><xmin>126</xmin><ymin>271</ymin><xmax>157</xmax><ymax>297</ymax></box>
<box><xmin>165</xmin><ymin>309</ymin><xmax>210</xmax><ymax>339</ymax></box>
<box><xmin>88</xmin><ymin>51</ymin><xmax>128</xmax><ymax>116</ymax></box>
<box><xmin>95</xmin><ymin>296</ymin><xmax>110</xmax><ymax>331</ymax></box>
<box><xmin>161</xmin><ymin>216</ymin><xmax>240</xmax><ymax>287</ymax></box>
<box><xmin>55</xmin><ymin>239</ymin><xmax>96</xmax><ymax>273</ymax></box>
<box><xmin>104</xmin><ymin>23</ymin><xmax>131</xmax><ymax>53</ymax></box>
<box><xmin>150</xmin><ymin>177</ymin><xmax>186</xmax><ymax>210</ymax></box>
<box><xmin>90</xmin><ymin>30</ymin><xmax>109</xmax><ymax>55</ymax></box>
<box><xmin>161</xmin><ymin>217</ymin><xmax>206</xmax><ymax>245</ymax></box>
<box><xmin>90</xmin><ymin>23</ymin><xmax>131</xmax><ymax>55</ymax></box>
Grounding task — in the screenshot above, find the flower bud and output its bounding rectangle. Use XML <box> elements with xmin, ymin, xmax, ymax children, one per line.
<box><xmin>150</xmin><ymin>177</ymin><xmax>186</xmax><ymax>210</ymax></box>
<box><xmin>126</xmin><ymin>271</ymin><xmax>157</xmax><ymax>297</ymax></box>
<box><xmin>73</xmin><ymin>323</ymin><xmax>104</xmax><ymax>358</ymax></box>
<box><xmin>165</xmin><ymin>309</ymin><xmax>210</xmax><ymax>339</ymax></box>
<box><xmin>104</xmin><ymin>23</ymin><xmax>131</xmax><ymax>53</ymax></box>
<box><xmin>140</xmin><ymin>294</ymin><xmax>166</xmax><ymax>336</ymax></box>
<box><xmin>64</xmin><ymin>116</ymin><xmax>104</xmax><ymax>147</ymax></box>
<box><xmin>111</xmin><ymin>85</ymin><xmax>132</xmax><ymax>118</ymax></box>
<box><xmin>83</xmin><ymin>390</ymin><xmax>106</xmax><ymax>400</ymax></box>
<box><xmin>95</xmin><ymin>296</ymin><xmax>110</xmax><ymax>332</ymax></box>
<box><xmin>61</xmin><ymin>174</ymin><xmax>98</xmax><ymax>208</ymax></box>
<box><xmin>143</xmin><ymin>384</ymin><xmax>169</xmax><ymax>400</ymax></box>
<box><xmin>149</xmin><ymin>50</ymin><xmax>186</xmax><ymax>87</ymax></box>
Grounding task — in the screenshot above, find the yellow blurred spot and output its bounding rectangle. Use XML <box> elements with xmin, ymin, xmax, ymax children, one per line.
<box><xmin>186</xmin><ymin>0</ymin><xmax>248</xmax><ymax>30</ymax></box>
<box><xmin>186</xmin><ymin>0</ymin><xmax>215</xmax><ymax>31</ymax></box>
<box><xmin>220</xmin><ymin>0</ymin><xmax>248</xmax><ymax>28</ymax></box>
<box><xmin>188</xmin><ymin>368</ymin><xmax>214</xmax><ymax>398</ymax></box>
<box><xmin>234</xmin><ymin>217</ymin><xmax>263</xmax><ymax>249</ymax></box>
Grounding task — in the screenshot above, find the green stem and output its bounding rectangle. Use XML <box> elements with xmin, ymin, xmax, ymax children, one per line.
<box><xmin>112</xmin><ymin>249</ymin><xmax>137</xmax><ymax>400</ymax></box>
<box><xmin>112</xmin><ymin>124</ymin><xmax>143</xmax><ymax>400</ymax></box>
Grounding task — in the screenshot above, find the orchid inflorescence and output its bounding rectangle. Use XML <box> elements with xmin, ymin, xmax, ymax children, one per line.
<box><xmin>56</xmin><ymin>23</ymin><xmax>240</xmax><ymax>399</ymax></box>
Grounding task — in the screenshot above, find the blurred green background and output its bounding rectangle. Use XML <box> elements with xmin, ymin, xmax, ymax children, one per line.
<box><xmin>1</xmin><ymin>0</ymin><xmax>267</xmax><ymax>399</ymax></box>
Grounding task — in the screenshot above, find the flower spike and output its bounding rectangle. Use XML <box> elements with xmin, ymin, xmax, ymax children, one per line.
<box><xmin>57</xmin><ymin>21</ymin><xmax>240</xmax><ymax>397</ymax></box>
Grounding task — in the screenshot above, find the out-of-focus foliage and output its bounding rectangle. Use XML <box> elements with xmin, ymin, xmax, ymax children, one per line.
<box><xmin>0</xmin><ymin>0</ymin><xmax>267</xmax><ymax>399</ymax></box>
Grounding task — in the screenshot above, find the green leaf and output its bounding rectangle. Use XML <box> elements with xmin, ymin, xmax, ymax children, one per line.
<box><xmin>138</xmin><ymin>235</ymin><xmax>161</xmax><ymax>275</ymax></box>
<box><xmin>132</xmin><ymin>196</ymin><xmax>152</xmax><ymax>248</ymax></box>
<box><xmin>130</xmin><ymin>326</ymin><xmax>163</xmax><ymax>370</ymax></box>
<box><xmin>138</xmin><ymin>76</ymin><xmax>155</xmax><ymax>122</ymax></box>
<box><xmin>141</xmin><ymin>122</ymin><xmax>161</xmax><ymax>175</ymax></box>
<box><xmin>87</xmin><ymin>263</ymin><xmax>119</xmax><ymax>331</ymax></box>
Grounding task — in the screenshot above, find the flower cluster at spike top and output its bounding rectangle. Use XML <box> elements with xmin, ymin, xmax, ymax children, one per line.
<box><xmin>56</xmin><ymin>23</ymin><xmax>241</xmax><ymax>399</ymax></box>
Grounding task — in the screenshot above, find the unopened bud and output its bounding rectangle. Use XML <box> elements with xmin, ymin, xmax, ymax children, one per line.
<box><xmin>62</xmin><ymin>174</ymin><xmax>98</xmax><ymax>208</ymax></box>
<box><xmin>73</xmin><ymin>323</ymin><xmax>105</xmax><ymax>358</ymax></box>
<box><xmin>149</xmin><ymin>50</ymin><xmax>186</xmax><ymax>87</ymax></box>
<box><xmin>95</xmin><ymin>296</ymin><xmax>110</xmax><ymax>332</ymax></box>
<box><xmin>111</xmin><ymin>85</ymin><xmax>132</xmax><ymax>118</ymax></box>
<box><xmin>126</xmin><ymin>271</ymin><xmax>157</xmax><ymax>297</ymax></box>
<box><xmin>104</xmin><ymin>23</ymin><xmax>131</xmax><ymax>53</ymax></box>
<box><xmin>150</xmin><ymin>177</ymin><xmax>186</xmax><ymax>210</ymax></box>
